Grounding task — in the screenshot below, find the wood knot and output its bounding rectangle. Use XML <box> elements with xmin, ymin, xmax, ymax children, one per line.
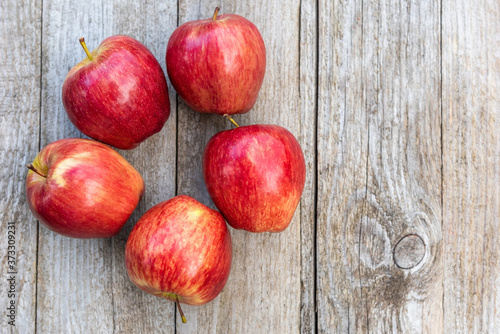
<box><xmin>393</xmin><ymin>234</ymin><xmax>425</xmax><ymax>269</ymax></box>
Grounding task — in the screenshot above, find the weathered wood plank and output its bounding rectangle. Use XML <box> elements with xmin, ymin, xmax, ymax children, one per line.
<box><xmin>360</xmin><ymin>1</ymin><xmax>443</xmax><ymax>332</ymax></box>
<box><xmin>299</xmin><ymin>0</ymin><xmax>318</xmax><ymax>332</ymax></box>
<box><xmin>0</xmin><ymin>1</ymin><xmax>41</xmax><ymax>332</ymax></box>
<box><xmin>175</xmin><ymin>1</ymin><xmax>304</xmax><ymax>333</ymax></box>
<box><xmin>316</xmin><ymin>0</ymin><xmax>442</xmax><ymax>332</ymax></box>
<box><xmin>37</xmin><ymin>2</ymin><xmax>115</xmax><ymax>332</ymax></box>
<box><xmin>37</xmin><ymin>0</ymin><xmax>177</xmax><ymax>332</ymax></box>
<box><xmin>442</xmin><ymin>0</ymin><xmax>500</xmax><ymax>332</ymax></box>
<box><xmin>316</xmin><ymin>1</ymin><xmax>371</xmax><ymax>330</ymax></box>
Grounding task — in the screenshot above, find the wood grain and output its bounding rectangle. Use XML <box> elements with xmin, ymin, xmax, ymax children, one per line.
<box><xmin>316</xmin><ymin>0</ymin><xmax>442</xmax><ymax>332</ymax></box>
<box><xmin>299</xmin><ymin>0</ymin><xmax>318</xmax><ymax>332</ymax></box>
<box><xmin>174</xmin><ymin>1</ymin><xmax>304</xmax><ymax>333</ymax></box>
<box><xmin>442</xmin><ymin>0</ymin><xmax>500</xmax><ymax>332</ymax></box>
<box><xmin>37</xmin><ymin>0</ymin><xmax>177</xmax><ymax>332</ymax></box>
<box><xmin>0</xmin><ymin>1</ymin><xmax>41</xmax><ymax>332</ymax></box>
<box><xmin>37</xmin><ymin>2</ymin><xmax>114</xmax><ymax>332</ymax></box>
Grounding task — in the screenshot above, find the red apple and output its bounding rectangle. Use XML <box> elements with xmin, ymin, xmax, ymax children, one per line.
<box><xmin>125</xmin><ymin>195</ymin><xmax>232</xmax><ymax>322</ymax></box>
<box><xmin>62</xmin><ymin>35</ymin><xmax>170</xmax><ymax>150</ymax></box>
<box><xmin>166</xmin><ymin>7</ymin><xmax>266</xmax><ymax>115</ymax></box>
<box><xmin>203</xmin><ymin>124</ymin><xmax>306</xmax><ymax>232</ymax></box>
<box><xmin>26</xmin><ymin>138</ymin><xmax>144</xmax><ymax>238</ymax></box>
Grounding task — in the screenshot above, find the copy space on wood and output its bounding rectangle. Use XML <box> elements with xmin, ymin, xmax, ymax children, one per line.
<box><xmin>316</xmin><ymin>0</ymin><xmax>442</xmax><ymax>332</ymax></box>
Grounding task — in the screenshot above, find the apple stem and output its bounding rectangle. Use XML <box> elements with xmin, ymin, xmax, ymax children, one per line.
<box><xmin>213</xmin><ymin>7</ymin><xmax>220</xmax><ymax>21</ymax></box>
<box><xmin>27</xmin><ymin>164</ymin><xmax>46</xmax><ymax>178</ymax></box>
<box><xmin>79</xmin><ymin>37</ymin><xmax>93</xmax><ymax>61</ymax></box>
<box><xmin>223</xmin><ymin>114</ymin><xmax>240</xmax><ymax>128</ymax></box>
<box><xmin>176</xmin><ymin>297</ymin><xmax>187</xmax><ymax>324</ymax></box>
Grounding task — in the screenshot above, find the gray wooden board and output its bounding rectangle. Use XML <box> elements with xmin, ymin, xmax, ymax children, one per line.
<box><xmin>316</xmin><ymin>0</ymin><xmax>443</xmax><ymax>332</ymax></box>
<box><xmin>442</xmin><ymin>0</ymin><xmax>500</xmax><ymax>333</ymax></box>
<box><xmin>299</xmin><ymin>0</ymin><xmax>318</xmax><ymax>332</ymax></box>
<box><xmin>36</xmin><ymin>0</ymin><xmax>177</xmax><ymax>333</ymax></box>
<box><xmin>174</xmin><ymin>1</ymin><xmax>305</xmax><ymax>333</ymax></box>
<box><xmin>37</xmin><ymin>2</ymin><xmax>113</xmax><ymax>332</ymax></box>
<box><xmin>0</xmin><ymin>1</ymin><xmax>41</xmax><ymax>333</ymax></box>
<box><xmin>0</xmin><ymin>0</ymin><xmax>499</xmax><ymax>333</ymax></box>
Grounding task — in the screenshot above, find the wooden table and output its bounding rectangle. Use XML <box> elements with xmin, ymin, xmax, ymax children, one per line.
<box><xmin>1</xmin><ymin>0</ymin><xmax>498</xmax><ymax>333</ymax></box>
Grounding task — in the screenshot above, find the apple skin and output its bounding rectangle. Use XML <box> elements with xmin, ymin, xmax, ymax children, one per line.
<box><xmin>125</xmin><ymin>195</ymin><xmax>232</xmax><ymax>306</ymax></box>
<box><xmin>62</xmin><ymin>35</ymin><xmax>170</xmax><ymax>150</ymax></box>
<box><xmin>26</xmin><ymin>138</ymin><xmax>144</xmax><ymax>238</ymax></box>
<box><xmin>203</xmin><ymin>124</ymin><xmax>306</xmax><ymax>232</ymax></box>
<box><xmin>166</xmin><ymin>12</ymin><xmax>266</xmax><ymax>115</ymax></box>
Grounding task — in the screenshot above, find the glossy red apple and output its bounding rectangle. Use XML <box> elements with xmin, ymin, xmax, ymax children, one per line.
<box><xmin>203</xmin><ymin>124</ymin><xmax>306</xmax><ymax>232</ymax></box>
<box><xmin>62</xmin><ymin>35</ymin><xmax>170</xmax><ymax>150</ymax></box>
<box><xmin>26</xmin><ymin>138</ymin><xmax>144</xmax><ymax>238</ymax></box>
<box><xmin>125</xmin><ymin>195</ymin><xmax>232</xmax><ymax>322</ymax></box>
<box><xmin>166</xmin><ymin>7</ymin><xmax>266</xmax><ymax>115</ymax></box>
